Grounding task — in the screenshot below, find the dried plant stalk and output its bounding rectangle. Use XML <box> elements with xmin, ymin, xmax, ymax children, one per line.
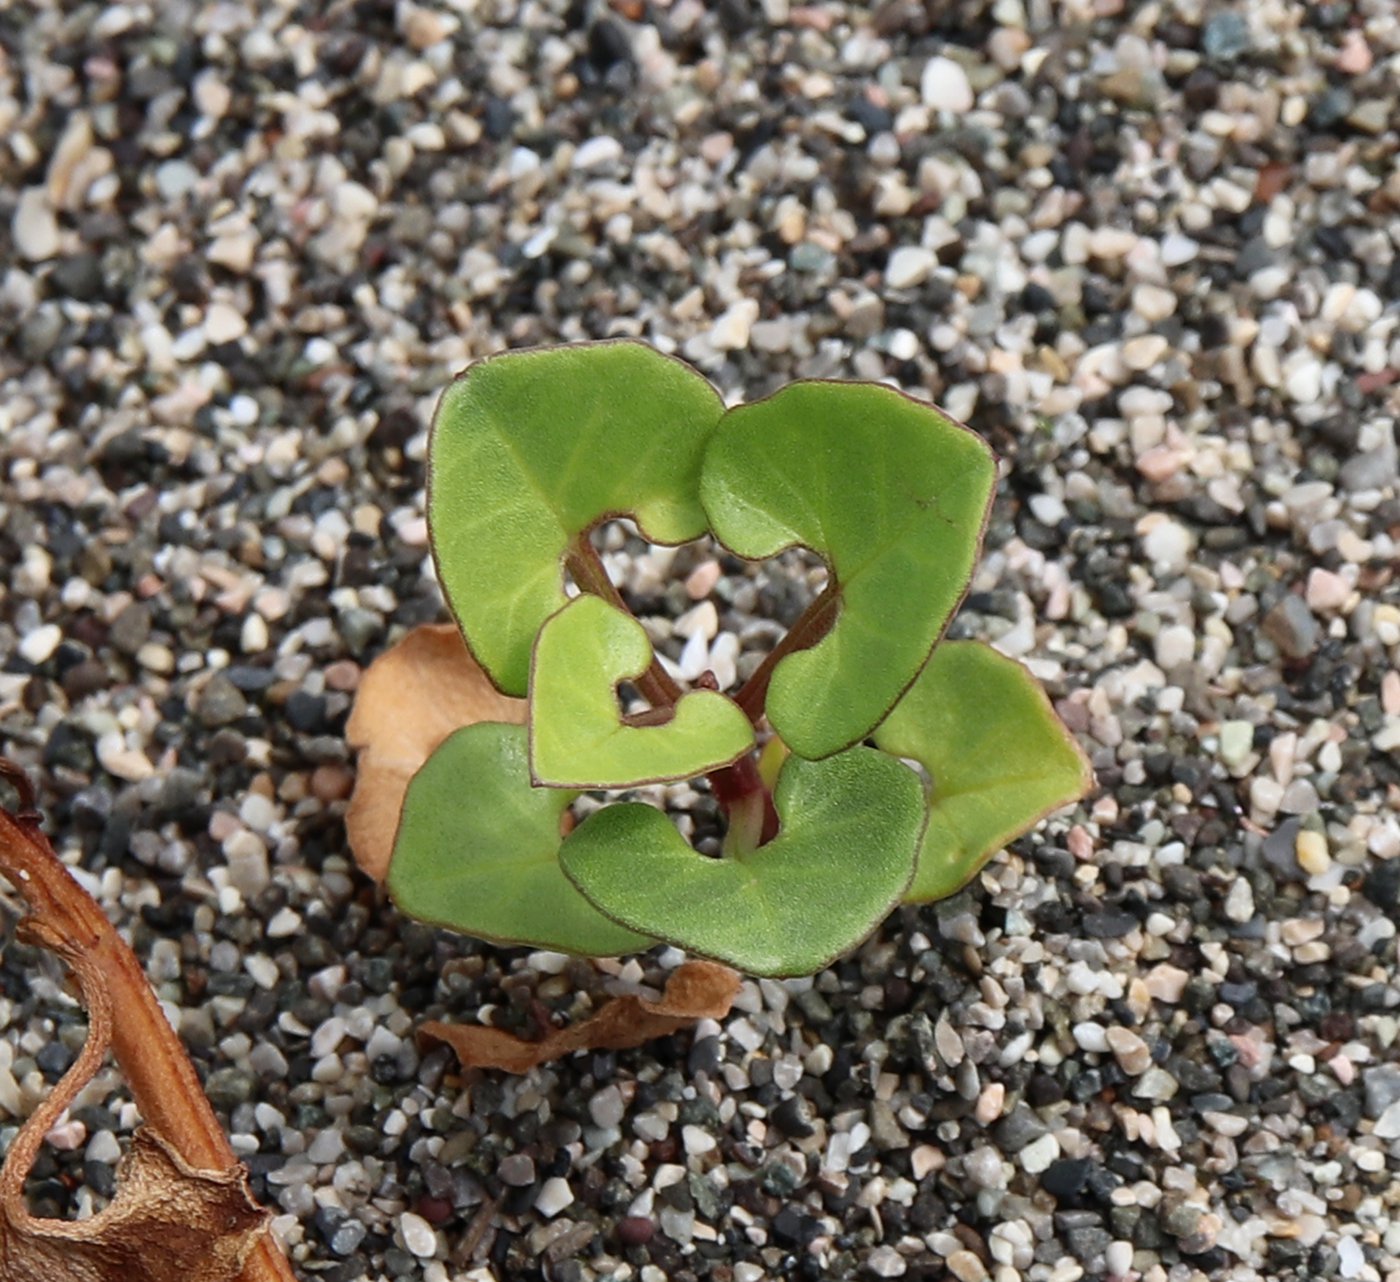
<box><xmin>0</xmin><ymin>760</ymin><xmax>296</xmax><ymax>1282</ymax></box>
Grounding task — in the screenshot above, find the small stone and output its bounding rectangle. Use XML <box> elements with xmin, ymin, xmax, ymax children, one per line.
<box><xmin>886</xmin><ymin>246</ymin><xmax>936</xmax><ymax>289</ymax></box>
<box><xmin>1305</xmin><ymin>568</ymin><xmax>1350</xmax><ymax>612</ymax></box>
<box><xmin>1133</xmin><ymin>1067</ymin><xmax>1179</xmax><ymax>1102</ymax></box>
<box><xmin>205</xmin><ymin>301</ymin><xmax>248</xmax><ymax>344</ymax></box>
<box><xmin>1223</xmin><ymin>876</ymin><xmax>1254</xmax><ymax>923</ymax></box>
<box><xmin>617</xmin><ymin>1217</ymin><xmax>654</xmax><ymax>1246</ymax></box>
<box><xmin>1374</xmin><ymin>1100</ymin><xmax>1400</xmax><ymax>1140</ymax></box>
<box><xmin>685</xmin><ymin>560</ymin><xmax>721</xmax><ymax>599</ymax></box>
<box><xmin>921</xmin><ymin>57</ymin><xmax>973</xmax><ymax>111</ymax></box>
<box><xmin>1122</xmin><ymin>334</ymin><xmax>1168</xmax><ymax>371</ymax></box>
<box><xmin>1144</xmin><ymin>964</ymin><xmax>1189</xmax><ymax>1003</ymax></box>
<box><xmin>1132</xmin><ymin>283</ymin><xmax>1176</xmax><ymax>323</ymax></box>
<box><xmin>19</xmin><ymin>624</ymin><xmax>62</xmax><ymax>665</ymax></box>
<box><xmin>1019</xmin><ymin>1133</ymin><xmax>1061</xmax><ymax>1174</ymax></box>
<box><xmin>1203</xmin><ymin>11</ymin><xmax>1251</xmax><ymax>59</ymax></box>
<box><xmin>535</xmin><ymin>1177</ymin><xmax>573</xmax><ymax>1217</ymax></box>
<box><xmin>194</xmin><ymin>674</ymin><xmax>248</xmax><ymax>727</ymax></box>
<box><xmin>868</xmin><ymin>1245</ymin><xmax>907</xmax><ymax>1277</ymax></box>
<box><xmin>399</xmin><ymin>1211</ymin><xmax>437</xmax><ymax>1258</ymax></box>
<box><xmin>1295</xmin><ymin>830</ymin><xmax>1330</xmax><ymax>877</ymax></box>
<box><xmin>711</xmin><ymin>299</ymin><xmax>758</xmax><ymax>351</ymax></box>
<box><xmin>1284</xmin><ymin>357</ymin><xmax>1323</xmax><ymax>404</ymax></box>
<box><xmin>1262</xmin><ymin>595</ymin><xmax>1319</xmax><ymax>659</ymax></box>
<box><xmin>1363</xmin><ymin>1065</ymin><xmax>1400</xmax><ymax>1118</ymax></box>
<box><xmin>588</xmin><ymin>1083</ymin><xmax>626</xmax><ymax>1130</ymax></box>
<box><xmin>1218</xmin><ymin>720</ymin><xmax>1254</xmax><ymax>768</ymax></box>
<box><xmin>13</xmin><ymin>188</ymin><xmax>60</xmax><ymax>261</ymax></box>
<box><xmin>1154</xmin><ymin>625</ymin><xmax>1194</xmax><ymax>669</ymax></box>
<box><xmin>574</xmin><ymin>136</ymin><xmax>623</xmax><ymax>169</ymax></box>
<box><xmin>1140</xmin><ymin>517</ymin><xmax>1193</xmax><ymax>572</ymax></box>
<box><xmin>946</xmin><ymin>1249</ymin><xmax>989</xmax><ymax>1282</ymax></box>
<box><xmin>499</xmin><ymin>1154</ymin><xmax>537</xmax><ymax>1187</ymax></box>
<box><xmin>224</xmin><ymin>831</ymin><xmax>270</xmax><ymax>897</ymax></box>
<box><xmin>1335</xmin><ymin>30</ymin><xmax>1373</xmax><ymax>76</ymax></box>
<box><xmin>1106</xmin><ymin>1027</ymin><xmax>1153</xmax><ymax>1076</ymax></box>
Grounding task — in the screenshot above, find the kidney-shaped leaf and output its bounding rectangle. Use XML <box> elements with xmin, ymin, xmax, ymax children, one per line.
<box><xmin>388</xmin><ymin>721</ymin><xmax>653</xmax><ymax>956</ymax></box>
<box><xmin>531</xmin><ymin>594</ymin><xmax>753</xmax><ymax>788</ymax></box>
<box><xmin>560</xmin><ymin>745</ymin><xmax>925</xmax><ymax>976</ymax></box>
<box><xmin>701</xmin><ymin>382</ymin><xmax>996</xmax><ymax>760</ymax></box>
<box><xmin>873</xmin><ymin>640</ymin><xmax>1092</xmax><ymax>903</ymax></box>
<box><xmin>430</xmin><ymin>340</ymin><xmax>725</xmax><ymax>695</ymax></box>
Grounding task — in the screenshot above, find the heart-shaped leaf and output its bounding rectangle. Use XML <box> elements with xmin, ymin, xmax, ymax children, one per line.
<box><xmin>701</xmin><ymin>382</ymin><xmax>996</xmax><ymax>760</ymax></box>
<box><xmin>430</xmin><ymin>340</ymin><xmax>725</xmax><ymax>695</ymax></box>
<box><xmin>531</xmin><ymin>594</ymin><xmax>754</xmax><ymax>787</ymax></box>
<box><xmin>559</xmin><ymin>746</ymin><xmax>926</xmax><ymax>976</ymax></box>
<box><xmin>872</xmin><ymin>640</ymin><xmax>1092</xmax><ymax>903</ymax></box>
<box><xmin>388</xmin><ymin>721</ymin><xmax>653</xmax><ymax>956</ymax></box>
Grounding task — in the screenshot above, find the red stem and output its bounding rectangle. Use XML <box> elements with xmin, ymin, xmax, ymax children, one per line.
<box><xmin>565</xmin><ymin>534</ymin><xmax>783</xmax><ymax>842</ymax></box>
<box><xmin>734</xmin><ymin>583</ymin><xmax>840</xmax><ymax>723</ymax></box>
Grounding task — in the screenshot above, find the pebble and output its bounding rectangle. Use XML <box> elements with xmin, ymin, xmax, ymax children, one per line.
<box><xmin>500</xmin><ymin>1153</ymin><xmax>537</xmax><ymax>1186</ymax></box>
<box><xmin>1139</xmin><ymin>517</ymin><xmax>1193</xmax><ymax>572</ymax></box>
<box><xmin>1217</xmin><ymin>720</ymin><xmax>1254</xmax><ymax>769</ymax></box>
<box><xmin>13</xmin><ymin>188</ymin><xmax>59</xmax><ymax>260</ymax></box>
<box><xmin>1262</xmin><ymin>595</ymin><xmax>1319</xmax><ymax>659</ymax></box>
<box><xmin>921</xmin><ymin>57</ymin><xmax>974</xmax><ymax>112</ymax></box>
<box><xmin>399</xmin><ymin>1212</ymin><xmax>437</xmax><ymax>1259</ymax></box>
<box><xmin>18</xmin><ymin>623</ymin><xmax>62</xmax><ymax>665</ymax></box>
<box><xmin>536</xmin><ymin>1178</ymin><xmax>574</xmax><ymax>1218</ymax></box>
<box><xmin>1223</xmin><ymin>877</ymin><xmax>1255</xmax><ymax>924</ymax></box>
<box><xmin>886</xmin><ymin>247</ymin><xmax>936</xmax><ymax>290</ymax></box>
<box><xmin>711</xmin><ymin>299</ymin><xmax>759</xmax><ymax>351</ymax></box>
<box><xmin>1296</xmin><ymin>830</ymin><xmax>1331</xmax><ymax>877</ymax></box>
<box><xmin>946</xmin><ymin>1249</ymin><xmax>989</xmax><ymax>1282</ymax></box>
<box><xmin>1106</xmin><ymin>1027</ymin><xmax>1153</xmax><ymax>1076</ymax></box>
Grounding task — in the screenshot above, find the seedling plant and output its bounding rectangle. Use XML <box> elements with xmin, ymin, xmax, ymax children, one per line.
<box><xmin>371</xmin><ymin>340</ymin><xmax>1089</xmax><ymax>978</ymax></box>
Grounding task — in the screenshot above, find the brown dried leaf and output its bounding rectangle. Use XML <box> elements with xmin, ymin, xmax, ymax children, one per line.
<box><xmin>0</xmin><ymin>1129</ymin><xmax>269</xmax><ymax>1282</ymax></box>
<box><xmin>345</xmin><ymin>622</ymin><xmax>526</xmax><ymax>881</ymax></box>
<box><xmin>418</xmin><ymin>961</ymin><xmax>742</xmax><ymax>1073</ymax></box>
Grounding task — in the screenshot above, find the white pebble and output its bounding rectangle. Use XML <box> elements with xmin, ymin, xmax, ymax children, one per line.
<box><xmin>224</xmin><ymin>829</ymin><xmax>270</xmax><ymax>896</ymax></box>
<box><xmin>921</xmin><ymin>56</ymin><xmax>973</xmax><ymax>111</ymax></box>
<box><xmin>1154</xmin><ymin>625</ymin><xmax>1194</xmax><ymax>669</ymax></box>
<box><xmin>19</xmin><ymin>623</ymin><xmax>62</xmax><ymax>665</ymax></box>
<box><xmin>1284</xmin><ymin>356</ymin><xmax>1323</xmax><ymax>404</ymax></box>
<box><xmin>886</xmin><ymin>246</ymin><xmax>936</xmax><ymax>289</ymax></box>
<box><xmin>1140</xmin><ymin>517</ymin><xmax>1193</xmax><ymax>572</ymax></box>
<box><xmin>1224</xmin><ymin>876</ymin><xmax>1255</xmax><ymax>923</ymax></box>
<box><xmin>204</xmin><ymin>301</ymin><xmax>248</xmax><ymax>344</ymax></box>
<box><xmin>1132</xmin><ymin>283</ymin><xmax>1177</xmax><ymax>322</ymax></box>
<box><xmin>1218</xmin><ymin>720</ymin><xmax>1253</xmax><ymax>768</ymax></box>
<box><xmin>574</xmin><ymin>136</ymin><xmax>623</xmax><ymax>169</ymax></box>
<box><xmin>13</xmin><ymin>188</ymin><xmax>60</xmax><ymax>261</ymax></box>
<box><xmin>535</xmin><ymin>1177</ymin><xmax>574</xmax><ymax>1217</ymax></box>
<box><xmin>399</xmin><ymin>1212</ymin><xmax>437</xmax><ymax>1258</ymax></box>
<box><xmin>710</xmin><ymin>299</ymin><xmax>759</xmax><ymax>351</ymax></box>
<box><xmin>1019</xmin><ymin>1133</ymin><xmax>1060</xmax><ymax>1174</ymax></box>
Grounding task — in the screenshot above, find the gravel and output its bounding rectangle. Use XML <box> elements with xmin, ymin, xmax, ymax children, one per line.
<box><xmin>2</xmin><ymin>1</ymin><xmax>1400</xmax><ymax>1281</ymax></box>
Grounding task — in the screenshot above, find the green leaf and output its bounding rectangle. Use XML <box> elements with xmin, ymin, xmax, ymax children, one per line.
<box><xmin>531</xmin><ymin>594</ymin><xmax>754</xmax><ymax>788</ymax></box>
<box><xmin>388</xmin><ymin>721</ymin><xmax>653</xmax><ymax>956</ymax></box>
<box><xmin>560</xmin><ymin>747</ymin><xmax>925</xmax><ymax>976</ymax></box>
<box><xmin>872</xmin><ymin>640</ymin><xmax>1092</xmax><ymax>903</ymax></box>
<box><xmin>701</xmin><ymin>382</ymin><xmax>996</xmax><ymax>760</ymax></box>
<box><xmin>430</xmin><ymin>340</ymin><xmax>725</xmax><ymax>695</ymax></box>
